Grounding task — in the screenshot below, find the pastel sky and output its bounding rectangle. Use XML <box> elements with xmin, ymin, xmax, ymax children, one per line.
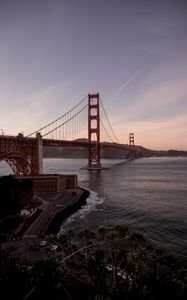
<box><xmin>0</xmin><ymin>0</ymin><xmax>187</xmax><ymax>150</ymax></box>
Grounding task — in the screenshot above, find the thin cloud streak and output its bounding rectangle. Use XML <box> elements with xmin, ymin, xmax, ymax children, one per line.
<box><xmin>107</xmin><ymin>71</ymin><xmax>139</xmax><ymax>105</ymax></box>
<box><xmin>132</xmin><ymin>45</ymin><xmax>164</xmax><ymax>55</ymax></box>
<box><xmin>116</xmin><ymin>75</ymin><xmax>187</xmax><ymax>123</ymax></box>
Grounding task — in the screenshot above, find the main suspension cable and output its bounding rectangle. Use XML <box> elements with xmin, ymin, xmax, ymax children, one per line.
<box><xmin>42</xmin><ymin>103</ymin><xmax>88</xmax><ymax>137</ymax></box>
<box><xmin>100</xmin><ymin>98</ymin><xmax>121</xmax><ymax>144</ymax></box>
<box><xmin>26</xmin><ymin>95</ymin><xmax>88</xmax><ymax>137</ymax></box>
<box><xmin>100</xmin><ymin>119</ymin><xmax>115</xmax><ymax>143</ymax></box>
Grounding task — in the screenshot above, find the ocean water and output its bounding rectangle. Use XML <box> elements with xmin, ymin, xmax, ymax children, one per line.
<box><xmin>43</xmin><ymin>157</ymin><xmax>187</xmax><ymax>256</ymax></box>
<box><xmin>1</xmin><ymin>157</ymin><xmax>187</xmax><ymax>256</ymax></box>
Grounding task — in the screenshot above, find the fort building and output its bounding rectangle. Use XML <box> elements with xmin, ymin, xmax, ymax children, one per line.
<box><xmin>16</xmin><ymin>174</ymin><xmax>78</xmax><ymax>193</ymax></box>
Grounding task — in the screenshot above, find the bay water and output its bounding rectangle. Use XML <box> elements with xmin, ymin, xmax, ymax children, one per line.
<box><xmin>1</xmin><ymin>157</ymin><xmax>186</xmax><ymax>257</ymax></box>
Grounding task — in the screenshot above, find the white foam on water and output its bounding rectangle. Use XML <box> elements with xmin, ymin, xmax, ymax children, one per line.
<box><xmin>60</xmin><ymin>189</ymin><xmax>104</xmax><ymax>229</ymax></box>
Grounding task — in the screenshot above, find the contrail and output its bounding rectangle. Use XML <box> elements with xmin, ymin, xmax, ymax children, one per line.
<box><xmin>108</xmin><ymin>70</ymin><xmax>139</xmax><ymax>105</ymax></box>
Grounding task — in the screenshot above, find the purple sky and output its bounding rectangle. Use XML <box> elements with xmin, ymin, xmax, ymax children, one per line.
<box><xmin>0</xmin><ymin>0</ymin><xmax>187</xmax><ymax>150</ymax></box>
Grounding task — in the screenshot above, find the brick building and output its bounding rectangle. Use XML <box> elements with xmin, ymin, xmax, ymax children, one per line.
<box><xmin>16</xmin><ymin>174</ymin><xmax>77</xmax><ymax>193</ymax></box>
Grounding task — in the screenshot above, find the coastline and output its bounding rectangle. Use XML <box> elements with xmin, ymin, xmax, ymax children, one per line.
<box><xmin>23</xmin><ymin>187</ymin><xmax>90</xmax><ymax>238</ymax></box>
<box><xmin>45</xmin><ymin>188</ymin><xmax>90</xmax><ymax>234</ymax></box>
<box><xmin>1</xmin><ymin>187</ymin><xmax>90</xmax><ymax>258</ymax></box>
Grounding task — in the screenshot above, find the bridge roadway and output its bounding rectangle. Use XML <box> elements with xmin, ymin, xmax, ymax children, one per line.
<box><xmin>0</xmin><ymin>134</ymin><xmax>130</xmax><ymax>151</ymax></box>
<box><xmin>0</xmin><ymin>134</ymin><xmax>132</xmax><ymax>174</ymax></box>
<box><xmin>43</xmin><ymin>138</ymin><xmax>130</xmax><ymax>151</ymax></box>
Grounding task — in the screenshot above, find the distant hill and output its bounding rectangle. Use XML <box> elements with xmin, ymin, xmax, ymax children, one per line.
<box><xmin>43</xmin><ymin>139</ymin><xmax>187</xmax><ymax>159</ymax></box>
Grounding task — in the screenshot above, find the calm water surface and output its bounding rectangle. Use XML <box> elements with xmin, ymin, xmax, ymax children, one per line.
<box><xmin>1</xmin><ymin>157</ymin><xmax>187</xmax><ymax>256</ymax></box>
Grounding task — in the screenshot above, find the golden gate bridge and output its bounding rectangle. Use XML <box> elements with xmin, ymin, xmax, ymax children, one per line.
<box><xmin>0</xmin><ymin>93</ymin><xmax>135</xmax><ymax>175</ymax></box>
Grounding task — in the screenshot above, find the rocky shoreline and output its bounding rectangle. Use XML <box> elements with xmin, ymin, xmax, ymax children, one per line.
<box><xmin>21</xmin><ymin>187</ymin><xmax>89</xmax><ymax>238</ymax></box>
<box><xmin>45</xmin><ymin>188</ymin><xmax>90</xmax><ymax>234</ymax></box>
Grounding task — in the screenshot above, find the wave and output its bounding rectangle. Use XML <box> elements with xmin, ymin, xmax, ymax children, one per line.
<box><xmin>60</xmin><ymin>188</ymin><xmax>104</xmax><ymax>229</ymax></box>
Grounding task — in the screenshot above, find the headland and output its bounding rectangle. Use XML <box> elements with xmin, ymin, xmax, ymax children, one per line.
<box><xmin>0</xmin><ymin>173</ymin><xmax>90</xmax><ymax>259</ymax></box>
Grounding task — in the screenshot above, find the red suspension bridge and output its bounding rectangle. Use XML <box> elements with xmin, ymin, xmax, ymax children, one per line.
<box><xmin>0</xmin><ymin>93</ymin><xmax>135</xmax><ymax>175</ymax></box>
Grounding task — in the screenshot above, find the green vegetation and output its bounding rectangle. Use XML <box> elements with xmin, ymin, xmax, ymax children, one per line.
<box><xmin>0</xmin><ymin>225</ymin><xmax>186</xmax><ymax>299</ymax></box>
<box><xmin>0</xmin><ymin>175</ymin><xmax>40</xmax><ymax>242</ymax></box>
<box><xmin>0</xmin><ymin>175</ymin><xmax>34</xmax><ymax>217</ymax></box>
<box><xmin>43</xmin><ymin>144</ymin><xmax>187</xmax><ymax>159</ymax></box>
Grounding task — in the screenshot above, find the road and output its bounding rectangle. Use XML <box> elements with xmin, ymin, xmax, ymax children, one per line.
<box><xmin>1</xmin><ymin>187</ymin><xmax>87</xmax><ymax>260</ymax></box>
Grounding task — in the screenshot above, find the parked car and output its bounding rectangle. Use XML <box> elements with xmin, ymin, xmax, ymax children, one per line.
<box><xmin>39</xmin><ymin>240</ymin><xmax>47</xmax><ymax>247</ymax></box>
<box><xmin>51</xmin><ymin>244</ymin><xmax>58</xmax><ymax>251</ymax></box>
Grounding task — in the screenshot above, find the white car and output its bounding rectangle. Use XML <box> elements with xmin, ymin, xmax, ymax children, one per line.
<box><xmin>39</xmin><ymin>240</ymin><xmax>47</xmax><ymax>247</ymax></box>
<box><xmin>51</xmin><ymin>244</ymin><xmax>58</xmax><ymax>250</ymax></box>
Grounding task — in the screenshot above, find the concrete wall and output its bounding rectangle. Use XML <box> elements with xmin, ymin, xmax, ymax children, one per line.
<box><xmin>16</xmin><ymin>174</ymin><xmax>77</xmax><ymax>193</ymax></box>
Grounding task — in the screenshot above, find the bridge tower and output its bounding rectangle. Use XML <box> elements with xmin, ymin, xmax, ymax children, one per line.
<box><xmin>87</xmin><ymin>93</ymin><xmax>101</xmax><ymax>169</ymax></box>
<box><xmin>129</xmin><ymin>132</ymin><xmax>136</xmax><ymax>159</ymax></box>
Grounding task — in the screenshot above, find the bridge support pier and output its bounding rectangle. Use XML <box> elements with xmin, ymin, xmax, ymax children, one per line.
<box><xmin>30</xmin><ymin>132</ymin><xmax>43</xmax><ymax>175</ymax></box>
<box><xmin>36</xmin><ymin>132</ymin><xmax>43</xmax><ymax>174</ymax></box>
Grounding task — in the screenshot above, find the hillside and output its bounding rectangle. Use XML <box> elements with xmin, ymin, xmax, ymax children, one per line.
<box><xmin>43</xmin><ymin>140</ymin><xmax>187</xmax><ymax>159</ymax></box>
